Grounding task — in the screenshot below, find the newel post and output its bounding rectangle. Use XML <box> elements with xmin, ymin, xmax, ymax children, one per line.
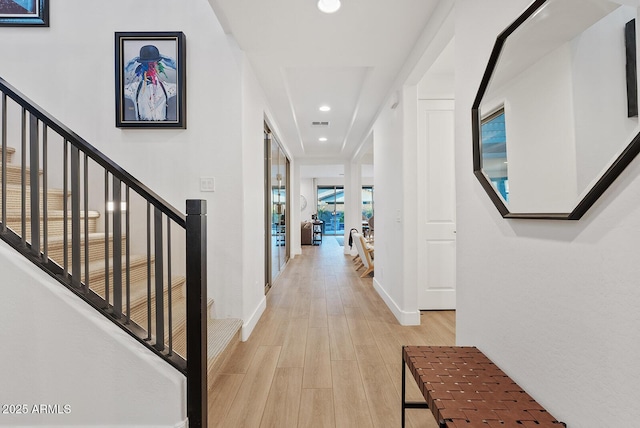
<box><xmin>186</xmin><ymin>199</ymin><xmax>207</xmax><ymax>428</ymax></box>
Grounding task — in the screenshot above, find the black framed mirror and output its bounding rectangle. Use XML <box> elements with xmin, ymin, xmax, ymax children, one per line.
<box><xmin>472</xmin><ymin>0</ymin><xmax>640</xmax><ymax>219</ymax></box>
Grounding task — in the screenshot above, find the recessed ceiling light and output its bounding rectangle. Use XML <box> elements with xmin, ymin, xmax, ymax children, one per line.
<box><xmin>319</xmin><ymin>137</ymin><xmax>328</xmax><ymax>142</ymax></box>
<box><xmin>319</xmin><ymin>105</ymin><xmax>331</xmax><ymax>112</ymax></box>
<box><xmin>317</xmin><ymin>0</ymin><xmax>341</xmax><ymax>14</ymax></box>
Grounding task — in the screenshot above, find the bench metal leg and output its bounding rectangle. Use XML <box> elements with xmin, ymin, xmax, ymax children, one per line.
<box><xmin>402</xmin><ymin>346</ymin><xmax>429</xmax><ymax>428</ymax></box>
<box><xmin>402</xmin><ymin>350</ymin><xmax>406</xmax><ymax>428</ymax></box>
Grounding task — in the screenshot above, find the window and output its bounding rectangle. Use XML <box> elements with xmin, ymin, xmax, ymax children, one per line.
<box><xmin>481</xmin><ymin>108</ymin><xmax>509</xmax><ymax>202</ymax></box>
<box><xmin>362</xmin><ymin>186</ymin><xmax>374</xmax><ymax>219</ymax></box>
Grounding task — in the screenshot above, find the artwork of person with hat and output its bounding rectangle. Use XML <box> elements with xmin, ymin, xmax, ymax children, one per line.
<box><xmin>123</xmin><ymin>44</ymin><xmax>178</xmax><ymax>121</ymax></box>
<box><xmin>0</xmin><ymin>0</ymin><xmax>36</xmax><ymax>15</ymax></box>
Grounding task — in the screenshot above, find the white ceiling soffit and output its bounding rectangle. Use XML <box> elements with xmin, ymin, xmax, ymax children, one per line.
<box><xmin>284</xmin><ymin>66</ymin><xmax>371</xmax><ymax>155</ymax></box>
<box><xmin>299</xmin><ymin>164</ymin><xmax>373</xmax><ymax>179</ymax></box>
<box><xmin>208</xmin><ymin>0</ymin><xmax>444</xmax><ymax>161</ymax></box>
<box><xmin>300</xmin><ymin>164</ymin><xmax>344</xmax><ymax>178</ymax></box>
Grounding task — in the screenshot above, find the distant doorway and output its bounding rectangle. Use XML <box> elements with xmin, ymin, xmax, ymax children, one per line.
<box><xmin>316</xmin><ymin>186</ymin><xmax>344</xmax><ymax>236</ymax></box>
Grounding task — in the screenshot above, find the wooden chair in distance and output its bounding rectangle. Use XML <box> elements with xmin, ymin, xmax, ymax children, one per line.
<box><xmin>352</xmin><ymin>232</ymin><xmax>374</xmax><ymax>277</ymax></box>
<box><xmin>350</xmin><ymin>229</ymin><xmax>362</xmax><ymax>266</ymax></box>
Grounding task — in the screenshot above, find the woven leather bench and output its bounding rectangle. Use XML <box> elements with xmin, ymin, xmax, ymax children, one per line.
<box><xmin>402</xmin><ymin>346</ymin><xmax>567</xmax><ymax>428</ymax></box>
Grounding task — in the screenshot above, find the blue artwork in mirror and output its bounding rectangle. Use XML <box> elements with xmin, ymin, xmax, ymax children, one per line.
<box><xmin>481</xmin><ymin>109</ymin><xmax>509</xmax><ymax>202</ymax></box>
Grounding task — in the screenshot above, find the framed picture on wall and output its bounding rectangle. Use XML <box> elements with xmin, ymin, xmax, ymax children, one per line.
<box><xmin>0</xmin><ymin>0</ymin><xmax>48</xmax><ymax>26</ymax></box>
<box><xmin>115</xmin><ymin>32</ymin><xmax>186</xmax><ymax>129</ymax></box>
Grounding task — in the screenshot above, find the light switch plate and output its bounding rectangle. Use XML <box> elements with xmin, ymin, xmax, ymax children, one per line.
<box><xmin>200</xmin><ymin>177</ymin><xmax>215</xmax><ymax>192</ymax></box>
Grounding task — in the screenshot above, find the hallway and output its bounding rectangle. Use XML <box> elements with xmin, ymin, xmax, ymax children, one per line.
<box><xmin>208</xmin><ymin>237</ymin><xmax>455</xmax><ymax>427</ymax></box>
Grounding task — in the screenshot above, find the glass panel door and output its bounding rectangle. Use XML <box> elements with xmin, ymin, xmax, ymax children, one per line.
<box><xmin>270</xmin><ymin>138</ymin><xmax>281</xmax><ymax>281</ymax></box>
<box><xmin>362</xmin><ymin>186</ymin><xmax>374</xmax><ymax>237</ymax></box>
<box><xmin>317</xmin><ymin>186</ymin><xmax>344</xmax><ymax>236</ymax></box>
<box><xmin>362</xmin><ymin>186</ymin><xmax>374</xmax><ymax>219</ymax></box>
<box><xmin>265</xmin><ymin>125</ymin><xmax>290</xmax><ymax>293</ymax></box>
<box><xmin>277</xmin><ymin>148</ymin><xmax>288</xmax><ymax>270</ymax></box>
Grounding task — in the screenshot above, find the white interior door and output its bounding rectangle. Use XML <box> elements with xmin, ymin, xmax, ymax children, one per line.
<box><xmin>417</xmin><ymin>100</ymin><xmax>456</xmax><ymax>310</ymax></box>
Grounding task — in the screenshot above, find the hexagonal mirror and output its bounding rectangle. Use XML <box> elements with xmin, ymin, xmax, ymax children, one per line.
<box><xmin>472</xmin><ymin>0</ymin><xmax>640</xmax><ymax>219</ymax></box>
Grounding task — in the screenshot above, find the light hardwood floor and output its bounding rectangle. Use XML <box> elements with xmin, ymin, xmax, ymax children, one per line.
<box><xmin>208</xmin><ymin>236</ymin><xmax>455</xmax><ymax>428</ymax></box>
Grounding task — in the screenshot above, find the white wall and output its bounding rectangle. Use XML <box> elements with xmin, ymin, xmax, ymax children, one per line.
<box><xmin>372</xmin><ymin>87</ymin><xmax>422</xmax><ymax>324</ymax></box>
<box><xmin>572</xmin><ymin>5</ymin><xmax>639</xmax><ymax>195</ymax></box>
<box><xmin>237</xmin><ymin>48</ymin><xmax>295</xmax><ymax>338</ymax></box>
<box><xmin>418</xmin><ymin>72</ymin><xmax>454</xmax><ymax>99</ymax></box>
<box><xmin>0</xmin><ymin>0</ymin><xmax>267</xmax><ymax>336</ymax></box>
<box><xmin>456</xmin><ymin>1</ymin><xmax>640</xmax><ymax>426</ymax></box>
<box><xmin>300</xmin><ymin>178</ymin><xmax>315</xmax><ymax>221</ymax></box>
<box><xmin>344</xmin><ymin>161</ymin><xmax>362</xmax><ymax>255</ymax></box>
<box><xmin>488</xmin><ymin>44</ymin><xmax>578</xmax><ymax>213</ymax></box>
<box><xmin>0</xmin><ymin>241</ymin><xmax>185</xmax><ymax>427</ymax></box>
<box><xmin>239</xmin><ymin>52</ymin><xmax>270</xmax><ymax>339</ymax></box>
<box><xmin>369</xmin><ymin>1</ymin><xmax>455</xmax><ymax>325</ymax></box>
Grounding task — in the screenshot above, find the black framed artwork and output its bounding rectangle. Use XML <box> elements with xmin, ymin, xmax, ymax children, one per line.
<box><xmin>0</xmin><ymin>0</ymin><xmax>48</xmax><ymax>26</ymax></box>
<box><xmin>115</xmin><ymin>32</ymin><xmax>186</xmax><ymax>129</ymax></box>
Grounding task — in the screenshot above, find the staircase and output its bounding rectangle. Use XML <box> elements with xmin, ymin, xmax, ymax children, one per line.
<box><xmin>0</xmin><ymin>141</ymin><xmax>241</xmax><ymax>374</ymax></box>
<box><xmin>0</xmin><ymin>76</ymin><xmax>242</xmax><ymax>427</ymax></box>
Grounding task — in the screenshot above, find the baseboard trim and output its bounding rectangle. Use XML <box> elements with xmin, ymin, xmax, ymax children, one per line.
<box><xmin>242</xmin><ymin>295</ymin><xmax>266</xmax><ymax>341</ymax></box>
<box><xmin>373</xmin><ymin>278</ymin><xmax>420</xmax><ymax>326</ymax></box>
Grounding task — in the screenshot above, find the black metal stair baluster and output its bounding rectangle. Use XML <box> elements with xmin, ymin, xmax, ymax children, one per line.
<box><xmin>29</xmin><ymin>113</ymin><xmax>40</xmax><ymax>257</ymax></box>
<box><xmin>1</xmin><ymin>93</ymin><xmax>7</xmax><ymax>233</ymax></box>
<box><xmin>167</xmin><ymin>216</ymin><xmax>172</xmax><ymax>356</ymax></box>
<box><xmin>146</xmin><ymin>201</ymin><xmax>152</xmax><ymax>340</ymax></box>
<box><xmin>70</xmin><ymin>145</ymin><xmax>81</xmax><ymax>289</ymax></box>
<box><xmin>42</xmin><ymin>125</ymin><xmax>48</xmax><ymax>263</ymax></box>
<box><xmin>83</xmin><ymin>153</ymin><xmax>89</xmax><ymax>291</ymax></box>
<box><xmin>125</xmin><ymin>185</ymin><xmax>131</xmax><ymax>324</ymax></box>
<box><xmin>112</xmin><ymin>176</ymin><xmax>122</xmax><ymax>318</ymax></box>
<box><xmin>20</xmin><ymin>108</ymin><xmax>25</xmax><ymax>246</ymax></box>
<box><xmin>154</xmin><ymin>207</ymin><xmax>165</xmax><ymax>352</ymax></box>
<box><xmin>63</xmin><ymin>140</ymin><xmax>68</xmax><ymax>279</ymax></box>
<box><xmin>104</xmin><ymin>171</ymin><xmax>110</xmax><ymax>307</ymax></box>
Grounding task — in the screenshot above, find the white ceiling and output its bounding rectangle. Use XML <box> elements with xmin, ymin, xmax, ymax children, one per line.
<box><xmin>208</xmin><ymin>0</ymin><xmax>445</xmax><ymax>163</ymax></box>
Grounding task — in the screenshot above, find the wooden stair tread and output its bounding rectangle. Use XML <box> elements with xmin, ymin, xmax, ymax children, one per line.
<box><xmin>134</xmin><ymin>294</ymin><xmax>189</xmax><ymax>355</ymax></box>
<box><xmin>86</xmin><ymin>253</ymin><xmax>149</xmax><ymax>272</ymax></box>
<box><xmin>0</xmin><ymin>161</ymin><xmax>43</xmax><ymax>173</ymax></box>
<box><xmin>84</xmin><ymin>254</ymin><xmax>153</xmax><ymax>292</ymax></box>
<box><xmin>0</xmin><ymin>163</ymin><xmax>43</xmax><ymax>185</ymax></box>
<box><xmin>206</xmin><ymin>318</ymin><xmax>242</xmax><ymax>364</ymax></box>
<box><xmin>171</xmin><ymin>315</ymin><xmax>240</xmax><ymax>362</ymax></box>
<box><xmin>127</xmin><ymin>275</ymin><xmax>185</xmax><ymax>310</ymax></box>
<box><xmin>1</xmin><ymin>182</ymin><xmax>67</xmax><ymax>193</ymax></box>
<box><xmin>1</xmin><ymin>147</ymin><xmax>16</xmax><ymax>163</ymax></box>
<box><xmin>3</xmin><ymin>209</ymin><xmax>100</xmax><ymax>220</ymax></box>
<box><xmin>206</xmin><ymin>317</ymin><xmax>242</xmax><ymax>376</ymax></box>
<box><xmin>0</xmin><ymin>186</ymin><xmax>68</xmax><ymax>211</ymax></box>
<box><xmin>46</xmin><ymin>232</ymin><xmax>110</xmax><ymax>245</ymax></box>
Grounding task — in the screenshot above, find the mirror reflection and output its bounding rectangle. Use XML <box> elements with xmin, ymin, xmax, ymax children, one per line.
<box><xmin>481</xmin><ymin>108</ymin><xmax>509</xmax><ymax>202</ymax></box>
<box><xmin>475</xmin><ymin>0</ymin><xmax>640</xmax><ymax>218</ymax></box>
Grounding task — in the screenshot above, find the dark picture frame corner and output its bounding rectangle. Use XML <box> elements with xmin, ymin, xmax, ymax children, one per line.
<box><xmin>115</xmin><ymin>31</ymin><xmax>186</xmax><ymax>129</ymax></box>
<box><xmin>0</xmin><ymin>0</ymin><xmax>49</xmax><ymax>27</ymax></box>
